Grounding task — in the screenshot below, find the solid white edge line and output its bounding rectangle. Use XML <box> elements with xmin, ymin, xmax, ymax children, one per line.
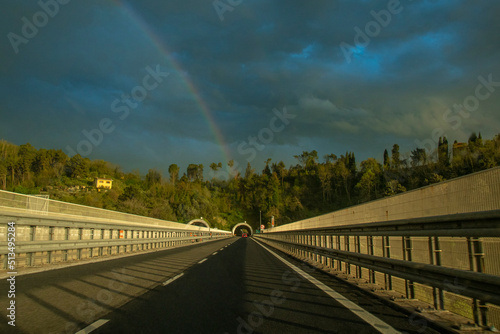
<box><xmin>251</xmin><ymin>238</ymin><xmax>401</xmax><ymax>334</ymax></box>
<box><xmin>198</xmin><ymin>258</ymin><xmax>208</xmax><ymax>264</ymax></box>
<box><xmin>75</xmin><ymin>319</ymin><xmax>110</xmax><ymax>334</ymax></box>
<box><xmin>162</xmin><ymin>272</ymin><xmax>184</xmax><ymax>286</ymax></box>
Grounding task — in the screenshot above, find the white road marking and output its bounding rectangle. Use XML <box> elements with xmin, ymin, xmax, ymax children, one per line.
<box><xmin>212</xmin><ymin>251</ymin><xmax>218</xmax><ymax>255</ymax></box>
<box><xmin>75</xmin><ymin>319</ymin><xmax>109</xmax><ymax>334</ymax></box>
<box><xmin>162</xmin><ymin>273</ymin><xmax>184</xmax><ymax>286</ymax></box>
<box><xmin>252</xmin><ymin>238</ymin><xmax>401</xmax><ymax>334</ymax></box>
<box><xmin>198</xmin><ymin>258</ymin><xmax>208</xmax><ymax>264</ymax></box>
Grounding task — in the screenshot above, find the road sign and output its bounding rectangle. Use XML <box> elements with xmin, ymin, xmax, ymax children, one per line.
<box><xmin>261</xmin><ymin>224</ymin><xmax>265</xmax><ymax>230</ymax></box>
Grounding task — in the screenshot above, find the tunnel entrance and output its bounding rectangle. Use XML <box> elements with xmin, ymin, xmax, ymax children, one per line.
<box><xmin>232</xmin><ymin>222</ymin><xmax>253</xmax><ymax>236</ymax></box>
<box><xmin>187</xmin><ymin>219</ymin><xmax>210</xmax><ymax>228</ymax></box>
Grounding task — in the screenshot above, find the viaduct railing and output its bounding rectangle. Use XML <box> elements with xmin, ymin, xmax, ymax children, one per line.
<box><xmin>257</xmin><ymin>167</ymin><xmax>500</xmax><ymax>330</ymax></box>
<box><xmin>0</xmin><ymin>190</ymin><xmax>232</xmax><ymax>271</ymax></box>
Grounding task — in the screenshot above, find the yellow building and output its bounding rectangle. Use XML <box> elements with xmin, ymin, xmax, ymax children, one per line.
<box><xmin>94</xmin><ymin>178</ymin><xmax>113</xmax><ymax>190</ymax></box>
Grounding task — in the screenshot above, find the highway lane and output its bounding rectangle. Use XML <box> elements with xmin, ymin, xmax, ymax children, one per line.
<box><xmin>90</xmin><ymin>237</ymin><xmax>441</xmax><ymax>334</ymax></box>
<box><xmin>0</xmin><ymin>238</ymin><xmax>237</xmax><ymax>334</ymax></box>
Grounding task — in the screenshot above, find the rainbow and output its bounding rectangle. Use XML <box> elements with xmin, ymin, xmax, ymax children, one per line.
<box><xmin>111</xmin><ymin>0</ymin><xmax>232</xmax><ymax>166</ymax></box>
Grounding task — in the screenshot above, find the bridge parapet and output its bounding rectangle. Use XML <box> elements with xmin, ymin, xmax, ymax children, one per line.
<box><xmin>0</xmin><ymin>192</ymin><xmax>232</xmax><ymax>272</ymax></box>
<box><xmin>256</xmin><ymin>167</ymin><xmax>500</xmax><ymax>330</ymax></box>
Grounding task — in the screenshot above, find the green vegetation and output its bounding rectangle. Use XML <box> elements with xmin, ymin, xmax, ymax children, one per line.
<box><xmin>1</xmin><ymin>132</ymin><xmax>499</xmax><ymax>230</ymax></box>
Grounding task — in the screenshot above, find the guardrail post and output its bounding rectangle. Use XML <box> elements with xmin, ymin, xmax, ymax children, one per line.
<box><xmin>304</xmin><ymin>235</ymin><xmax>308</xmax><ymax>259</ymax></box>
<box><xmin>403</xmin><ymin>236</ymin><xmax>415</xmax><ymax>299</ymax></box>
<box><xmin>324</xmin><ymin>235</ymin><xmax>328</xmax><ymax>265</ymax></box>
<box><xmin>314</xmin><ymin>234</ymin><xmax>318</xmax><ymax>262</ymax></box>
<box><xmin>467</xmin><ymin>237</ymin><xmax>481</xmax><ymax>325</ymax></box>
<box><xmin>469</xmin><ymin>237</ymin><xmax>489</xmax><ymax>326</ymax></box>
<box><xmin>368</xmin><ymin>236</ymin><xmax>375</xmax><ymax>284</ymax></box>
<box><xmin>308</xmin><ymin>234</ymin><xmax>313</xmax><ymax>261</ymax></box>
<box><xmin>327</xmin><ymin>235</ymin><xmax>332</xmax><ymax>268</ymax></box>
<box><xmin>314</xmin><ymin>235</ymin><xmax>321</xmax><ymax>263</ymax></box>
<box><xmin>431</xmin><ymin>236</ymin><xmax>445</xmax><ymax>310</ymax></box>
<box><xmin>344</xmin><ymin>236</ymin><xmax>351</xmax><ymax>275</ymax></box>
<box><xmin>312</xmin><ymin>234</ymin><xmax>316</xmax><ymax>262</ymax></box>
<box><xmin>383</xmin><ymin>236</ymin><xmax>392</xmax><ymax>290</ymax></box>
<box><xmin>295</xmin><ymin>235</ymin><xmax>298</xmax><ymax>256</ymax></box>
<box><xmin>355</xmin><ymin>236</ymin><xmax>362</xmax><ymax>279</ymax></box>
<box><xmin>336</xmin><ymin>235</ymin><xmax>342</xmax><ymax>271</ymax></box>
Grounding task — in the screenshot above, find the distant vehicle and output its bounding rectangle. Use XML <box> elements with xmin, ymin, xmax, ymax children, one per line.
<box><xmin>242</xmin><ymin>233</ymin><xmax>248</xmax><ymax>238</ymax></box>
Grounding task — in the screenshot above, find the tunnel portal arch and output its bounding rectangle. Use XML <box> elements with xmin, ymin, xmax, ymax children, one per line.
<box><xmin>187</xmin><ymin>219</ymin><xmax>210</xmax><ymax>228</ymax></box>
<box><xmin>232</xmin><ymin>222</ymin><xmax>253</xmax><ymax>236</ymax></box>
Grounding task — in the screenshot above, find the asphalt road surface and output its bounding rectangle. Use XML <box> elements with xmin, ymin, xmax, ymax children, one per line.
<box><xmin>0</xmin><ymin>237</ymin><xmax>442</xmax><ymax>334</ymax></box>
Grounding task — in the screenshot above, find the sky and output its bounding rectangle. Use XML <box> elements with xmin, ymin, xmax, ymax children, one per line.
<box><xmin>1</xmin><ymin>0</ymin><xmax>499</xmax><ymax>179</ymax></box>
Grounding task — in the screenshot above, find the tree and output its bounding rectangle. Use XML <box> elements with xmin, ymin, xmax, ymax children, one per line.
<box><xmin>168</xmin><ymin>164</ymin><xmax>180</xmax><ymax>184</ymax></box>
<box><xmin>317</xmin><ymin>163</ymin><xmax>332</xmax><ymax>202</ymax></box>
<box><xmin>294</xmin><ymin>150</ymin><xmax>318</xmax><ymax>172</ymax></box>
<box><xmin>187</xmin><ymin>164</ymin><xmax>198</xmax><ymax>182</ymax></box>
<box><xmin>263</xmin><ymin>158</ymin><xmax>272</xmax><ymax>176</ymax></box>
<box><xmin>187</xmin><ymin>164</ymin><xmax>203</xmax><ymax>182</ymax></box>
<box><xmin>119</xmin><ymin>184</ymin><xmax>142</xmax><ymax>201</ymax></box>
<box><xmin>271</xmin><ymin>161</ymin><xmax>287</xmax><ymax>187</ymax></box>
<box><xmin>18</xmin><ymin>143</ymin><xmax>37</xmax><ymax>181</ymax></box>
<box><xmin>32</xmin><ymin>149</ymin><xmax>50</xmax><ymax>174</ymax></box>
<box><xmin>324</xmin><ymin>154</ymin><xmax>337</xmax><ymax>164</ymax></box>
<box><xmin>410</xmin><ymin>148</ymin><xmax>427</xmax><ymax>167</ymax></box>
<box><xmin>391</xmin><ymin>144</ymin><xmax>401</xmax><ymax>169</ymax></box>
<box><xmin>3</xmin><ymin>143</ymin><xmax>19</xmax><ymax>188</ymax></box>
<box><xmin>197</xmin><ymin>164</ymin><xmax>204</xmax><ymax>182</ymax></box>
<box><xmin>383</xmin><ymin>149</ymin><xmax>390</xmax><ymax>169</ymax></box>
<box><xmin>438</xmin><ymin>136</ymin><xmax>450</xmax><ymax>169</ymax></box>
<box><xmin>356</xmin><ymin>158</ymin><xmax>382</xmax><ymax>202</ymax></box>
<box><xmin>146</xmin><ymin>169</ymin><xmax>162</xmax><ymax>188</ymax></box>
<box><xmin>66</xmin><ymin>154</ymin><xmax>90</xmax><ymax>178</ymax></box>
<box><xmin>244</xmin><ymin>162</ymin><xmax>255</xmax><ymax>179</ymax></box>
<box><xmin>356</xmin><ymin>169</ymin><xmax>376</xmax><ymax>202</ymax></box>
<box><xmin>89</xmin><ymin>159</ymin><xmax>111</xmax><ymax>177</ymax></box>
<box><xmin>0</xmin><ymin>161</ymin><xmax>7</xmax><ymax>190</ymax></box>
<box><xmin>335</xmin><ymin>157</ymin><xmax>352</xmax><ymax>204</ymax></box>
<box><xmin>384</xmin><ymin>180</ymin><xmax>406</xmax><ymax>196</ymax></box>
<box><xmin>209</xmin><ymin>162</ymin><xmax>222</xmax><ymax>179</ymax></box>
<box><xmin>228</xmin><ymin>160</ymin><xmax>238</xmax><ymax>179</ymax></box>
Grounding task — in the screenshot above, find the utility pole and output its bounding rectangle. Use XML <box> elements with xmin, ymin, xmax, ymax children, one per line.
<box><xmin>259</xmin><ymin>210</ymin><xmax>262</xmax><ymax>229</ymax></box>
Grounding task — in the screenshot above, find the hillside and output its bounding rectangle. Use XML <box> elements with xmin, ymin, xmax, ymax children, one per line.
<box><xmin>0</xmin><ymin>132</ymin><xmax>499</xmax><ymax>230</ymax></box>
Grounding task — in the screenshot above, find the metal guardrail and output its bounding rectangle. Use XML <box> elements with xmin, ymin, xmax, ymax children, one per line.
<box><xmin>0</xmin><ymin>234</ymin><xmax>227</xmax><ymax>255</ymax></box>
<box><xmin>259</xmin><ymin>237</ymin><xmax>500</xmax><ymax>305</ymax></box>
<box><xmin>256</xmin><ymin>210</ymin><xmax>500</xmax><ymax>328</ymax></box>
<box><xmin>0</xmin><ymin>204</ymin><xmax>233</xmax><ymax>270</ymax></box>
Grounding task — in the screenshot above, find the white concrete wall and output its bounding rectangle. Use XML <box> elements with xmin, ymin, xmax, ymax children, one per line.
<box><xmin>270</xmin><ymin>167</ymin><xmax>500</xmax><ymax>232</ymax></box>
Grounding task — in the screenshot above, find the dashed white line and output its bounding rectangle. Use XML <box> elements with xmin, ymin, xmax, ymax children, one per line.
<box><xmin>75</xmin><ymin>319</ymin><xmax>109</xmax><ymax>334</ymax></box>
<box><xmin>252</xmin><ymin>238</ymin><xmax>400</xmax><ymax>334</ymax></box>
<box><xmin>162</xmin><ymin>273</ymin><xmax>184</xmax><ymax>286</ymax></box>
<box><xmin>198</xmin><ymin>258</ymin><xmax>208</xmax><ymax>264</ymax></box>
<box><xmin>212</xmin><ymin>251</ymin><xmax>218</xmax><ymax>255</ymax></box>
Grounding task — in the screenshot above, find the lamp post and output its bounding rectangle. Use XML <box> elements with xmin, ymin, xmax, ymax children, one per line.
<box><xmin>259</xmin><ymin>210</ymin><xmax>262</xmax><ymax>230</ymax></box>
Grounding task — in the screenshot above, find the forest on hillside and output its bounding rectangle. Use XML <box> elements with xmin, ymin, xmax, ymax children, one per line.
<box><xmin>0</xmin><ymin>132</ymin><xmax>499</xmax><ymax>231</ymax></box>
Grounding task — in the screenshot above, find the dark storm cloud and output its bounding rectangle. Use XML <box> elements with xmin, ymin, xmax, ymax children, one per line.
<box><xmin>1</xmin><ymin>0</ymin><xmax>499</xmax><ymax>174</ymax></box>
